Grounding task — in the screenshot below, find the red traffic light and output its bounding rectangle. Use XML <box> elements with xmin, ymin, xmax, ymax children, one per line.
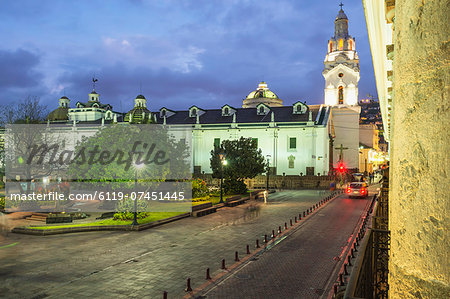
<box><xmin>336</xmin><ymin>161</ymin><xmax>346</xmax><ymax>173</ymax></box>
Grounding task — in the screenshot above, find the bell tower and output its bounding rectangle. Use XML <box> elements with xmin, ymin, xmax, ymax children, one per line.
<box><xmin>323</xmin><ymin>3</ymin><xmax>360</xmax><ymax>106</ymax></box>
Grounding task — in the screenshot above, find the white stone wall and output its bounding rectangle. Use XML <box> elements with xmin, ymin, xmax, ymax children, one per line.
<box><xmin>188</xmin><ymin>124</ymin><xmax>329</xmax><ymax>176</ymax></box>
<box><xmin>331</xmin><ymin>106</ymin><xmax>360</xmax><ymax>170</ymax></box>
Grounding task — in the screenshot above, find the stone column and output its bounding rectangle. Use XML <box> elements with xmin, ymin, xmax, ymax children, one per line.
<box><xmin>390</xmin><ymin>0</ymin><xmax>450</xmax><ymax>297</ymax></box>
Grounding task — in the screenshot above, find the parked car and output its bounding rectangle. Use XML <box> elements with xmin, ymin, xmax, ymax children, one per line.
<box><xmin>346</xmin><ymin>182</ymin><xmax>368</xmax><ymax>198</ymax></box>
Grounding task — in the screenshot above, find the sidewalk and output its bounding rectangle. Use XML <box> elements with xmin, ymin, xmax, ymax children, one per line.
<box><xmin>195</xmin><ymin>192</ymin><xmax>372</xmax><ymax>299</ymax></box>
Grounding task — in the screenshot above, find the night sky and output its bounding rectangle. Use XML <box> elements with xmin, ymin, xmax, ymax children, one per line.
<box><xmin>0</xmin><ymin>0</ymin><xmax>377</xmax><ymax>113</ymax></box>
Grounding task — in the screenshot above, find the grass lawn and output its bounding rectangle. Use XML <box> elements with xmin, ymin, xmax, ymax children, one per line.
<box><xmin>27</xmin><ymin>212</ymin><xmax>185</xmax><ymax>230</ymax></box>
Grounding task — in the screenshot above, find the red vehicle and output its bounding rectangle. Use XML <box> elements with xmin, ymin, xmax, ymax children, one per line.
<box><xmin>346</xmin><ymin>182</ymin><xmax>368</xmax><ymax>198</ymax></box>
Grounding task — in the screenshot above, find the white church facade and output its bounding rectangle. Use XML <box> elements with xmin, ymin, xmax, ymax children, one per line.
<box><xmin>45</xmin><ymin>5</ymin><xmax>361</xmax><ymax>176</ymax></box>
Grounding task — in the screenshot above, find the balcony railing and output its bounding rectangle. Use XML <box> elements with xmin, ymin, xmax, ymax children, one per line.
<box><xmin>334</xmin><ymin>168</ymin><xmax>390</xmax><ymax>299</ymax></box>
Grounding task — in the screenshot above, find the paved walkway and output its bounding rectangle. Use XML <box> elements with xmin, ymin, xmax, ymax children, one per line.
<box><xmin>0</xmin><ymin>190</ymin><xmax>330</xmax><ymax>299</ymax></box>
<box><xmin>199</xmin><ymin>188</ymin><xmax>376</xmax><ymax>299</ymax></box>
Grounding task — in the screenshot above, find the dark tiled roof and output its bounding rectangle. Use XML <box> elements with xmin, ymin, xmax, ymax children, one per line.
<box><xmin>154</xmin><ymin>105</ymin><xmax>328</xmax><ymax>126</ymax></box>
<box><xmin>76</xmin><ymin>101</ymin><xmax>112</xmax><ymax>110</ymax></box>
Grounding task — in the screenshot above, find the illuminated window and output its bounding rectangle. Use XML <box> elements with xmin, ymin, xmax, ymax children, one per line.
<box><xmin>349</xmin><ymin>40</ymin><xmax>352</xmax><ymax>50</ymax></box>
<box><xmin>289</xmin><ymin>137</ymin><xmax>296</xmax><ymax>149</ymax></box>
<box><xmin>339</xmin><ymin>39</ymin><xmax>343</xmax><ymax>51</ymax></box>
<box><xmin>214</xmin><ymin>138</ymin><xmax>220</xmax><ymax>148</ymax></box>
<box><xmin>329</xmin><ymin>41</ymin><xmax>333</xmax><ymax>52</ymax></box>
<box><xmin>338</xmin><ymin>86</ymin><xmax>344</xmax><ymax>104</ymax></box>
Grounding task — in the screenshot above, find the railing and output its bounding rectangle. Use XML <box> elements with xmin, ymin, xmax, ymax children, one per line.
<box><xmin>337</xmin><ymin>168</ymin><xmax>390</xmax><ymax>299</ymax></box>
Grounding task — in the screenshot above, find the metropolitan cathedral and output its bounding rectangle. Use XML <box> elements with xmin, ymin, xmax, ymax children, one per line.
<box><xmin>47</xmin><ymin>6</ymin><xmax>361</xmax><ymax>175</ymax></box>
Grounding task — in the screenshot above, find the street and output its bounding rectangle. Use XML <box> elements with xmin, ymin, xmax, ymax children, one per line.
<box><xmin>0</xmin><ymin>189</ymin><xmax>372</xmax><ymax>299</ymax></box>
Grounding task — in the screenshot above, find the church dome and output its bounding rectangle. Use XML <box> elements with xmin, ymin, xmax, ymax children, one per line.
<box><xmin>47</xmin><ymin>107</ymin><xmax>69</xmax><ymax>121</ymax></box>
<box><xmin>243</xmin><ymin>81</ymin><xmax>283</xmax><ymax>108</ymax></box>
<box><xmin>136</xmin><ymin>94</ymin><xmax>146</xmax><ymax>99</ymax></box>
<box><xmin>246</xmin><ymin>82</ymin><xmax>279</xmax><ymax>99</ymax></box>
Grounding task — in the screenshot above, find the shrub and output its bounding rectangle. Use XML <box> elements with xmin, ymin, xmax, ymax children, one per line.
<box><xmin>192</xmin><ymin>178</ymin><xmax>208</xmax><ymax>198</ymax></box>
<box><xmin>113</xmin><ymin>212</ymin><xmax>150</xmax><ymax>220</ymax></box>
<box><xmin>0</xmin><ymin>196</ymin><xmax>4</xmax><ymax>211</ymax></box>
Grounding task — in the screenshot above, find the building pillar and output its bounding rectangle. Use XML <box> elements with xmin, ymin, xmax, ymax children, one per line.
<box><xmin>389</xmin><ymin>0</ymin><xmax>450</xmax><ymax>297</ymax></box>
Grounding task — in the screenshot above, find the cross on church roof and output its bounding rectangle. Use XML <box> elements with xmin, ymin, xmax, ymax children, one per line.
<box><xmin>335</xmin><ymin>143</ymin><xmax>349</xmax><ymax>161</ymax></box>
<box><xmin>339</xmin><ymin>1</ymin><xmax>344</xmax><ymax>9</ymax></box>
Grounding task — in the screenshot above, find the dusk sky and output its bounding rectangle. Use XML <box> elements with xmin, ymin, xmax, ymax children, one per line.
<box><xmin>0</xmin><ymin>0</ymin><xmax>377</xmax><ymax>113</ymax></box>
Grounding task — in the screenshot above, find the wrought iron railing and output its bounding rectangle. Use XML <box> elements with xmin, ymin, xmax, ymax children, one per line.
<box><xmin>335</xmin><ymin>168</ymin><xmax>390</xmax><ymax>299</ymax></box>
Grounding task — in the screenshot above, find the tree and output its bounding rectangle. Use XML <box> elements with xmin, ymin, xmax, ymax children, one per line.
<box><xmin>0</xmin><ymin>96</ymin><xmax>48</xmax><ymax>125</ymax></box>
<box><xmin>210</xmin><ymin>137</ymin><xmax>265</xmax><ymax>194</ymax></box>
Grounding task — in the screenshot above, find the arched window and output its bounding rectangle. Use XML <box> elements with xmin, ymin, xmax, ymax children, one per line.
<box><xmin>329</xmin><ymin>41</ymin><xmax>333</xmax><ymax>53</ymax></box>
<box><xmin>259</xmin><ymin>106</ymin><xmax>265</xmax><ymax>114</ymax></box>
<box><xmin>349</xmin><ymin>40</ymin><xmax>352</xmax><ymax>50</ymax></box>
<box><xmin>296</xmin><ymin>105</ymin><xmax>302</xmax><ymax>112</ymax></box>
<box><xmin>224</xmin><ymin>107</ymin><xmax>229</xmax><ymax>115</ymax></box>
<box><xmin>191</xmin><ymin>109</ymin><xmax>197</xmax><ymax>117</ymax></box>
<box><xmin>338</xmin><ymin>86</ymin><xmax>344</xmax><ymax>104</ymax></box>
<box><xmin>339</xmin><ymin>39</ymin><xmax>343</xmax><ymax>51</ymax></box>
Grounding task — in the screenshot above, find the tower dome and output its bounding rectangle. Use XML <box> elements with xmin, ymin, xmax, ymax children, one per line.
<box><xmin>124</xmin><ymin>94</ymin><xmax>152</xmax><ymax>123</ymax></box>
<box><xmin>242</xmin><ymin>81</ymin><xmax>283</xmax><ymax>108</ymax></box>
<box><xmin>47</xmin><ymin>96</ymin><xmax>70</xmax><ymax>121</ymax></box>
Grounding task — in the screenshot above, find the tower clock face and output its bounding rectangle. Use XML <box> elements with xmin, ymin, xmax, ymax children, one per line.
<box><xmin>338</xmin><ymin>73</ymin><xmax>344</xmax><ymax>78</ymax></box>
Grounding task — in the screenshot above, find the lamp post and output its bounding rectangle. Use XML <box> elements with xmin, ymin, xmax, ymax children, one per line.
<box><xmin>265</xmin><ymin>155</ymin><xmax>271</xmax><ymax>204</ymax></box>
<box><xmin>219</xmin><ymin>154</ymin><xmax>227</xmax><ymax>204</ymax></box>
<box><xmin>131</xmin><ymin>156</ymin><xmax>145</xmax><ymax>226</ymax></box>
<box><xmin>132</xmin><ymin>167</ymin><xmax>139</xmax><ymax>226</ymax></box>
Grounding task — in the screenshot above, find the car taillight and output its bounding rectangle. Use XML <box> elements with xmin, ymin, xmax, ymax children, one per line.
<box><xmin>347</xmin><ymin>188</ymin><xmax>351</xmax><ymax>193</ymax></box>
<box><xmin>361</xmin><ymin>189</ymin><xmax>366</xmax><ymax>194</ymax></box>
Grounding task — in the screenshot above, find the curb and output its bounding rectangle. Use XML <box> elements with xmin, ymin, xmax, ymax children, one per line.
<box><xmin>11</xmin><ymin>212</ymin><xmax>191</xmax><ymax>236</ymax></box>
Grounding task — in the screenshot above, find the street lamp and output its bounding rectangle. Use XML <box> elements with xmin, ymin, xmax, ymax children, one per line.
<box><xmin>132</xmin><ymin>159</ymin><xmax>145</xmax><ymax>226</ymax></box>
<box><xmin>219</xmin><ymin>154</ymin><xmax>227</xmax><ymax>204</ymax></box>
<box><xmin>265</xmin><ymin>155</ymin><xmax>271</xmax><ymax>204</ymax></box>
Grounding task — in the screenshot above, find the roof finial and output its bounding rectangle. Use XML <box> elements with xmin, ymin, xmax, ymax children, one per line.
<box><xmin>339</xmin><ymin>1</ymin><xmax>344</xmax><ymax>10</ymax></box>
<box><xmin>92</xmin><ymin>76</ymin><xmax>98</xmax><ymax>91</ymax></box>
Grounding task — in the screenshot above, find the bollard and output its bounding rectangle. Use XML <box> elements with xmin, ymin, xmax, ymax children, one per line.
<box><xmin>343</xmin><ymin>263</ymin><xmax>349</xmax><ymax>275</ymax></box>
<box><xmin>221</xmin><ymin>259</ymin><xmax>226</xmax><ymax>269</ymax></box>
<box><xmin>246</xmin><ymin>244</ymin><xmax>251</xmax><ymax>254</ymax></box>
<box><xmin>272</xmin><ymin>230</ymin><xmax>276</xmax><ymax>238</ymax></box>
<box><xmin>290</xmin><ymin>219</ymin><xmax>293</xmax><ymax>226</ymax></box>
<box><xmin>206</xmin><ymin>268</ymin><xmax>212</xmax><ymax>280</ymax></box>
<box><xmin>285</xmin><ymin>222</ymin><xmax>288</xmax><ymax>229</ymax></box>
<box><xmin>235</xmin><ymin>251</ymin><xmax>239</xmax><ymax>262</ymax></box>
<box><xmin>347</xmin><ymin>255</ymin><xmax>352</xmax><ymax>266</ymax></box>
<box><xmin>185</xmin><ymin>278</ymin><xmax>193</xmax><ymax>292</ymax></box>
<box><xmin>163</xmin><ymin>291</ymin><xmax>168</xmax><ymax>299</ymax></box>
<box><xmin>278</xmin><ymin>226</ymin><xmax>282</xmax><ymax>234</ymax></box>
<box><xmin>256</xmin><ymin>239</ymin><xmax>260</xmax><ymax>248</ymax></box>
<box><xmin>264</xmin><ymin>234</ymin><xmax>268</xmax><ymax>243</ymax></box>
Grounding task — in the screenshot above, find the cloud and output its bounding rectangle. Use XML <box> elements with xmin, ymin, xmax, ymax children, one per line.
<box><xmin>0</xmin><ymin>49</ymin><xmax>43</xmax><ymax>88</ymax></box>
